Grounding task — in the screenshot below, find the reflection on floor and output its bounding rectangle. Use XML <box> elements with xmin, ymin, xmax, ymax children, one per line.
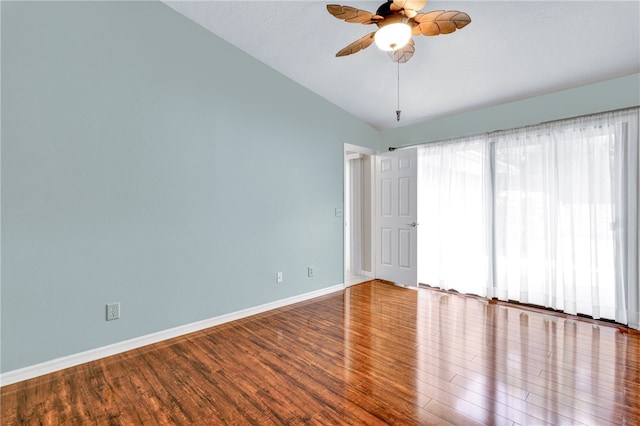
<box><xmin>5</xmin><ymin>280</ymin><xmax>637</xmax><ymax>425</ymax></box>
<box><xmin>345</xmin><ymin>271</ymin><xmax>372</xmax><ymax>286</ymax></box>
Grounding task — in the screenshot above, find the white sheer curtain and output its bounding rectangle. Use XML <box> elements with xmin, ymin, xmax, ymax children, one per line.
<box><xmin>493</xmin><ymin>111</ymin><xmax>636</xmax><ymax>322</ymax></box>
<box><xmin>417</xmin><ymin>136</ymin><xmax>492</xmax><ymax>296</ymax></box>
<box><xmin>417</xmin><ymin>109</ymin><xmax>639</xmax><ymax>327</ymax></box>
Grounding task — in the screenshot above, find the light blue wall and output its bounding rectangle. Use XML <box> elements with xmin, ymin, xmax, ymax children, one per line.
<box><xmin>381</xmin><ymin>73</ymin><xmax>640</xmax><ymax>148</ymax></box>
<box><xmin>1</xmin><ymin>1</ymin><xmax>379</xmax><ymax>372</ymax></box>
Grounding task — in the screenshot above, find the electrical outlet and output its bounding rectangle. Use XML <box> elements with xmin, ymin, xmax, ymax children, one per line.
<box><xmin>106</xmin><ymin>302</ymin><xmax>120</xmax><ymax>321</ymax></box>
<box><xmin>335</xmin><ymin>208</ymin><xmax>343</xmax><ymax>217</ymax></box>
<box><xmin>276</xmin><ymin>272</ymin><xmax>283</xmax><ymax>283</ymax></box>
<box><xmin>308</xmin><ymin>266</ymin><xmax>314</xmax><ymax>277</ymax></box>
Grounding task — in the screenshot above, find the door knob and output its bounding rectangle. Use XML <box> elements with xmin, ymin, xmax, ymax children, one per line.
<box><xmin>407</xmin><ymin>222</ymin><xmax>419</xmax><ymax>227</ymax></box>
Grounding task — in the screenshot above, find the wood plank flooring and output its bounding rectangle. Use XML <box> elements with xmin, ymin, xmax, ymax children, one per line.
<box><xmin>2</xmin><ymin>280</ymin><xmax>639</xmax><ymax>425</ymax></box>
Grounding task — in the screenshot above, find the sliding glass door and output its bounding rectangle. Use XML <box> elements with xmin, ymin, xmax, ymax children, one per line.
<box><xmin>417</xmin><ymin>109</ymin><xmax>638</xmax><ymax>326</ymax></box>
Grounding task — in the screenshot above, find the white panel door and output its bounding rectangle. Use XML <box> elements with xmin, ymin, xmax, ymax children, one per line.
<box><xmin>375</xmin><ymin>148</ymin><xmax>418</xmax><ymax>286</ymax></box>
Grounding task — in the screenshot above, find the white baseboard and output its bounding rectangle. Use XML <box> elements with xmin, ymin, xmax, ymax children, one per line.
<box><xmin>0</xmin><ymin>283</ymin><xmax>345</xmax><ymax>387</ymax></box>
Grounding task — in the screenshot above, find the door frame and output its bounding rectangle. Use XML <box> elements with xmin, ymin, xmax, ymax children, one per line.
<box><xmin>344</xmin><ymin>143</ymin><xmax>377</xmax><ymax>287</ymax></box>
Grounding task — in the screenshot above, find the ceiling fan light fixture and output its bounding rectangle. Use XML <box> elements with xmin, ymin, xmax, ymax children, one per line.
<box><xmin>374</xmin><ymin>22</ymin><xmax>411</xmax><ymax>51</ymax></box>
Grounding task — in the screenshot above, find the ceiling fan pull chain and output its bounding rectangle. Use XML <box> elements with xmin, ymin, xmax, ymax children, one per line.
<box><xmin>396</xmin><ymin>59</ymin><xmax>401</xmax><ymax>122</ymax></box>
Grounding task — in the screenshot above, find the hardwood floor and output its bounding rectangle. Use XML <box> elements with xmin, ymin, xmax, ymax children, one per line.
<box><xmin>2</xmin><ymin>280</ymin><xmax>639</xmax><ymax>425</ymax></box>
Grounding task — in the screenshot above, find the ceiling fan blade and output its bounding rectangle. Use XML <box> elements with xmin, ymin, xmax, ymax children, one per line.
<box><xmin>336</xmin><ymin>32</ymin><xmax>376</xmax><ymax>57</ymax></box>
<box><xmin>404</xmin><ymin>9</ymin><xmax>418</xmax><ymax>19</ymax></box>
<box><xmin>392</xmin><ymin>0</ymin><xmax>427</xmax><ymax>18</ymax></box>
<box><xmin>392</xmin><ymin>39</ymin><xmax>415</xmax><ymax>63</ymax></box>
<box><xmin>327</xmin><ymin>5</ymin><xmax>382</xmax><ymax>24</ymax></box>
<box><xmin>393</xmin><ymin>0</ymin><xmax>428</xmax><ymax>13</ymax></box>
<box><xmin>412</xmin><ymin>10</ymin><xmax>471</xmax><ymax>36</ymax></box>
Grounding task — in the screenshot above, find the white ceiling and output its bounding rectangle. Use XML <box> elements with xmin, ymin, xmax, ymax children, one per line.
<box><xmin>164</xmin><ymin>1</ymin><xmax>640</xmax><ymax>130</ymax></box>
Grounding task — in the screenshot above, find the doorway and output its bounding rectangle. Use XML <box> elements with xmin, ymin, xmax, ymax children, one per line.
<box><xmin>344</xmin><ymin>144</ymin><xmax>375</xmax><ymax>287</ymax></box>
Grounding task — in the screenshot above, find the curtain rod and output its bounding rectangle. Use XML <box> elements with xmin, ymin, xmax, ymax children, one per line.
<box><xmin>387</xmin><ymin>105</ymin><xmax>640</xmax><ymax>151</ymax></box>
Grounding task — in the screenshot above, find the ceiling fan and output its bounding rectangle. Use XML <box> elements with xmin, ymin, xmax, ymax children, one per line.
<box><xmin>327</xmin><ymin>0</ymin><xmax>471</xmax><ymax>63</ymax></box>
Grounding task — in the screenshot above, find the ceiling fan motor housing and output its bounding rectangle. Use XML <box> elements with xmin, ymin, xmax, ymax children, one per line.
<box><xmin>376</xmin><ymin>1</ymin><xmax>394</xmax><ymax>18</ymax></box>
<box><xmin>376</xmin><ymin>13</ymin><xmax>407</xmax><ymax>29</ymax></box>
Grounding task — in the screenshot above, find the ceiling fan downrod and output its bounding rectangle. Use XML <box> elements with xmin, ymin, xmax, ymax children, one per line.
<box><xmin>396</xmin><ymin>59</ymin><xmax>401</xmax><ymax>122</ymax></box>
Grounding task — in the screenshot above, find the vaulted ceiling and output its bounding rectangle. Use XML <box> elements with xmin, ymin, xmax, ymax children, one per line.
<box><xmin>164</xmin><ymin>1</ymin><xmax>640</xmax><ymax>130</ymax></box>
